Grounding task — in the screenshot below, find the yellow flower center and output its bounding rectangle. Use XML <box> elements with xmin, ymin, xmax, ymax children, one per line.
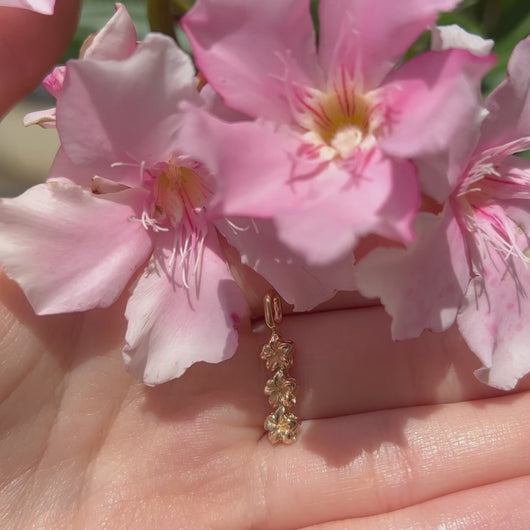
<box><xmin>314</xmin><ymin>90</ymin><xmax>371</xmax><ymax>154</ymax></box>
<box><xmin>296</xmin><ymin>80</ymin><xmax>379</xmax><ymax>160</ymax></box>
<box><xmin>152</xmin><ymin>163</ymin><xmax>211</xmax><ymax>227</ymax></box>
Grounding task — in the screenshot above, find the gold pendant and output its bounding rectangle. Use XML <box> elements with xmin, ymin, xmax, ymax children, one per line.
<box><xmin>260</xmin><ymin>293</ymin><xmax>300</xmax><ymax>444</ymax></box>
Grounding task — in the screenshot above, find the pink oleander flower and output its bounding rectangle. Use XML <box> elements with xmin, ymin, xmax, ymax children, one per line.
<box><xmin>356</xmin><ymin>34</ymin><xmax>530</xmax><ymax>390</ymax></box>
<box><xmin>24</xmin><ymin>3</ymin><xmax>137</xmax><ymax>128</ymax></box>
<box><xmin>179</xmin><ymin>0</ymin><xmax>494</xmax><ymax>272</ymax></box>
<box><xmin>0</xmin><ymin>0</ymin><xmax>54</xmax><ymax>14</ymax></box>
<box><xmin>25</xmin><ymin>2</ymin><xmax>356</xmax><ymax>312</ymax></box>
<box><xmin>0</xmin><ymin>34</ymin><xmax>248</xmax><ymax>385</ymax></box>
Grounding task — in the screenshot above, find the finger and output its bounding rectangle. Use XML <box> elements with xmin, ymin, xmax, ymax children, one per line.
<box><xmin>256</xmin><ymin>390</ymin><xmax>530</xmax><ymax>529</ymax></box>
<box><xmin>0</xmin><ymin>0</ymin><xmax>80</xmax><ymax>116</ymax></box>
<box><xmin>252</xmin><ymin>306</ymin><xmax>530</xmax><ymax>420</ymax></box>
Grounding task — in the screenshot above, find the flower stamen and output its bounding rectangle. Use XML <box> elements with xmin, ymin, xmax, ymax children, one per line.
<box><xmin>458</xmin><ymin>160</ymin><xmax>530</xmax><ymax>265</ymax></box>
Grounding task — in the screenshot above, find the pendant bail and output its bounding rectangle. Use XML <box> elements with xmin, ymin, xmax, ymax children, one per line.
<box><xmin>264</xmin><ymin>292</ymin><xmax>283</xmax><ymax>330</ymax></box>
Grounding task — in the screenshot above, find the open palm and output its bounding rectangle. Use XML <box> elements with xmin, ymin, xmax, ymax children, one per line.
<box><xmin>1</xmin><ymin>270</ymin><xmax>529</xmax><ymax>529</ymax></box>
<box><xmin>1</xmin><ymin>3</ymin><xmax>530</xmax><ymax>527</ymax></box>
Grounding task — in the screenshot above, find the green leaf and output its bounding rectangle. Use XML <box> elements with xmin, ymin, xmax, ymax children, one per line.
<box><xmin>482</xmin><ymin>5</ymin><xmax>530</xmax><ymax>94</ymax></box>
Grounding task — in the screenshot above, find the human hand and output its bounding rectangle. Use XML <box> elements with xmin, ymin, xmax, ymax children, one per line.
<box><xmin>1</xmin><ymin>5</ymin><xmax>529</xmax><ymax>527</ymax></box>
<box><xmin>1</xmin><ymin>268</ymin><xmax>529</xmax><ymax>529</ymax></box>
<box><xmin>0</xmin><ymin>0</ymin><xmax>79</xmax><ymax>117</ymax></box>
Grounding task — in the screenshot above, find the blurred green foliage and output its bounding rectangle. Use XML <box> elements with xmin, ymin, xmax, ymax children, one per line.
<box><xmin>66</xmin><ymin>0</ymin><xmax>529</xmax><ymax>96</ymax></box>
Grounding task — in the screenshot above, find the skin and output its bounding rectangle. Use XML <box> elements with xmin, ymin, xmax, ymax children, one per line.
<box><xmin>1</xmin><ymin>4</ymin><xmax>530</xmax><ymax>528</ymax></box>
<box><xmin>0</xmin><ymin>0</ymin><xmax>79</xmax><ymax>117</ymax></box>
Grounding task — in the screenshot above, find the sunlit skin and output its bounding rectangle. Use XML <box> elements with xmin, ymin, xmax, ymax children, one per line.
<box><xmin>1</xmin><ymin>5</ymin><xmax>530</xmax><ymax>528</ymax></box>
<box><xmin>0</xmin><ymin>0</ymin><xmax>79</xmax><ymax>116</ymax></box>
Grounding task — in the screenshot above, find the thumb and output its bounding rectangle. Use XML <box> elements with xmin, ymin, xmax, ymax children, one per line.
<box><xmin>0</xmin><ymin>0</ymin><xmax>80</xmax><ymax>117</ymax></box>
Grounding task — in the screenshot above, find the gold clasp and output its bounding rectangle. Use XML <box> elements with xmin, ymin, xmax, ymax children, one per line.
<box><xmin>264</xmin><ymin>292</ymin><xmax>282</xmax><ymax>330</ymax></box>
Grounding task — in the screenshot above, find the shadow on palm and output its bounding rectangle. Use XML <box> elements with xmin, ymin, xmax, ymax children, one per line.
<box><xmin>2</xmin><ymin>270</ymin><xmax>529</xmax><ymax>527</ymax></box>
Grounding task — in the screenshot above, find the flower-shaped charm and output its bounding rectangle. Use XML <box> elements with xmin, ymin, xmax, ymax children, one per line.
<box><xmin>264</xmin><ymin>406</ymin><xmax>299</xmax><ymax>445</ymax></box>
<box><xmin>264</xmin><ymin>370</ymin><xmax>297</xmax><ymax>408</ymax></box>
<box><xmin>260</xmin><ymin>332</ymin><xmax>293</xmax><ymax>372</ymax></box>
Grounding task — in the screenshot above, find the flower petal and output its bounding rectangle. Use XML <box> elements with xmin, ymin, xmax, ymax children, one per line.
<box><xmin>382</xmin><ymin>49</ymin><xmax>495</xmax><ymax>157</ymax></box>
<box><xmin>23</xmin><ymin>66</ymin><xmax>64</xmax><ymax>128</ymax></box>
<box><xmin>200</xmin><ymin>84</ymin><xmax>249</xmax><ymax>123</ymax></box>
<box><xmin>479</xmin><ymin>36</ymin><xmax>530</xmax><ymax>152</ymax></box>
<box><xmin>80</xmin><ymin>3</ymin><xmax>137</xmax><ymax>61</ymax></box>
<box><xmin>24</xmin><ymin>6</ymin><xmax>137</xmax><ymax>128</ymax></box>
<box><xmin>217</xmin><ymin>217</ymin><xmax>355</xmax><ymax>311</ymax></box>
<box><xmin>480</xmin><ymin>154</ymin><xmax>530</xmax><ymax>201</ymax></box>
<box><xmin>123</xmin><ymin>229</ymin><xmax>246</xmax><ymax>385</ymax></box>
<box><xmin>356</xmin><ymin>208</ymin><xmax>469</xmax><ymax>339</ymax></box>
<box><xmin>381</xmin><ymin>49</ymin><xmax>494</xmax><ymax>202</ymax></box>
<box><xmin>57</xmin><ymin>34</ymin><xmax>199</xmax><ymax>184</ymax></box>
<box><xmin>0</xmin><ymin>0</ymin><xmax>55</xmax><ymax>14</ymax></box>
<box><xmin>176</xmin><ymin>104</ymin><xmax>304</xmax><ymax>217</ymax></box>
<box><xmin>41</xmin><ymin>65</ymin><xmax>65</xmax><ymax>98</ymax></box>
<box><xmin>0</xmin><ymin>180</ymin><xmax>152</xmax><ymax>314</ymax></box>
<box><xmin>274</xmin><ymin>149</ymin><xmax>418</xmax><ymax>264</ymax></box>
<box><xmin>318</xmin><ymin>0</ymin><xmax>460</xmax><ymax>88</ymax></box>
<box><xmin>457</xmin><ymin>227</ymin><xmax>530</xmax><ymax>390</ymax></box>
<box><xmin>182</xmin><ymin>0</ymin><xmax>321</xmax><ymax>121</ymax></box>
<box><xmin>23</xmin><ymin>107</ymin><xmax>56</xmax><ymax>128</ymax></box>
<box><xmin>503</xmin><ymin>194</ymin><xmax>530</xmax><ymax>231</ymax></box>
<box><xmin>48</xmin><ymin>147</ymin><xmax>95</xmax><ymax>188</ymax></box>
<box><xmin>431</xmin><ymin>24</ymin><xmax>494</xmax><ymax>56</ymax></box>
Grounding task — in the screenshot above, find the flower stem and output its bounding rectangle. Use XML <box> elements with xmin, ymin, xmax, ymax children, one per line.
<box><xmin>170</xmin><ymin>0</ymin><xmax>194</xmax><ymax>15</ymax></box>
<box><xmin>146</xmin><ymin>0</ymin><xmax>177</xmax><ymax>40</ymax></box>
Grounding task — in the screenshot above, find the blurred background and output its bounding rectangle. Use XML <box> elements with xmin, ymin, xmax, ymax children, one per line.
<box><xmin>0</xmin><ymin>0</ymin><xmax>529</xmax><ymax>197</ymax></box>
